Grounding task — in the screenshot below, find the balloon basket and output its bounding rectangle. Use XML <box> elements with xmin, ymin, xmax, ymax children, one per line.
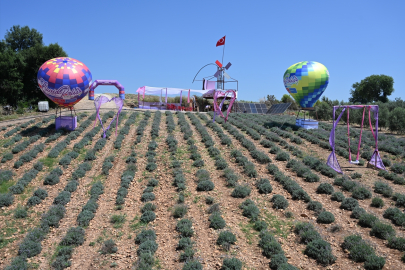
<box><xmin>55</xmin><ymin>116</ymin><xmax>77</xmax><ymax>131</ymax></box>
<box><xmin>296</xmin><ymin>119</ymin><xmax>318</xmax><ymax>130</ymax></box>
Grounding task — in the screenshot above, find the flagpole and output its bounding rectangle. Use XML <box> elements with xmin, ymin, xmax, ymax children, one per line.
<box><xmin>222</xmin><ymin>36</ymin><xmax>226</xmax><ymax>90</ymax></box>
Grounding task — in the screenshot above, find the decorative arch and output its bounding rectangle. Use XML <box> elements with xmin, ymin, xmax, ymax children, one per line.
<box><xmin>88</xmin><ymin>80</ymin><xmax>125</xmax><ymax>100</ymax></box>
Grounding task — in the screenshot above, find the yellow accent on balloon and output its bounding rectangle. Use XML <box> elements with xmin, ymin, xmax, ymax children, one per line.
<box><xmin>54</xmin><ymin>68</ymin><xmax>60</xmax><ymax>73</ymax></box>
<box><xmin>72</xmin><ymin>68</ymin><xmax>77</xmax><ymax>74</ymax></box>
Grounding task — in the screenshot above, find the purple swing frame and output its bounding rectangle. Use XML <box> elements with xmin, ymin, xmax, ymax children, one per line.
<box><xmin>326</xmin><ymin>105</ymin><xmax>386</xmax><ymax>174</ymax></box>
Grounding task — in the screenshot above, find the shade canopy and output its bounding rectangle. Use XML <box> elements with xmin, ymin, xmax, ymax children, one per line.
<box><xmin>136</xmin><ymin>86</ymin><xmax>209</xmax><ymax>96</ymax></box>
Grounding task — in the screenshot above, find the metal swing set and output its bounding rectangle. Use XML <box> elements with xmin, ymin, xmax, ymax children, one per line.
<box><xmin>327</xmin><ymin>105</ymin><xmax>386</xmax><ymax>174</ymax></box>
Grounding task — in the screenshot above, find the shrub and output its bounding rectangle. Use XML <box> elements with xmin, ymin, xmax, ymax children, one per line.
<box><xmin>205</xmin><ymin>196</ymin><xmax>214</xmax><ymax>205</ymax></box>
<box><xmin>173</xmin><ymin>204</ymin><xmax>188</xmax><ymax>218</ymax></box>
<box><xmin>135</xmin><ymin>230</ymin><xmax>156</xmax><ymax>244</ymax></box>
<box><xmin>190</xmin><ymin>152</ymin><xmax>201</xmax><ymax>161</ymax></box>
<box><xmin>358</xmin><ymin>213</ymin><xmax>378</xmax><ymax>228</ymax></box>
<box><xmin>217</xmin><ymin>231</ymin><xmax>237</xmax><ymax>247</ymax></box>
<box><xmin>371</xmin><ymin>197</ymin><xmax>384</xmax><ymax>208</ymax></box>
<box><xmin>277</xmin><ymin>263</ymin><xmax>299</xmax><ymax>270</ymax></box>
<box><xmin>64</xmin><ymin>180</ymin><xmax>78</xmax><ymax>193</ymax></box>
<box><xmin>140</xmin><ymin>211</ymin><xmax>156</xmax><ymax>223</ymax></box>
<box><xmin>77</xmin><ymin>210</ymin><xmax>94</xmax><ymax>227</ymax></box>
<box><xmin>352</xmin><ymin>187</ymin><xmax>372</xmax><ymax>200</ymax></box>
<box><xmin>1</xmin><ymin>153</ymin><xmax>13</xmax><ymax>163</ymax></box>
<box><xmin>196</xmin><ymin>180</ymin><xmax>215</xmax><ymax>191</ymax></box>
<box><xmin>351</xmin><ymin>206</ymin><xmax>366</xmax><ymax>219</ymax></box>
<box><xmin>284</xmin><ymin>211</ymin><xmax>293</xmax><ymax>218</ymax></box>
<box><xmin>26</xmin><ymin>196</ymin><xmax>41</xmax><ymax>207</ymax></box>
<box><xmin>179</xmin><ymin>247</ymin><xmax>195</xmax><ymax>262</ymax></box>
<box><xmin>331</xmin><ymin>192</ymin><xmax>345</xmax><ymax>202</ymax></box>
<box><xmin>240</xmin><ymin>200</ymin><xmax>260</xmax><ymax>221</ymax></box>
<box><xmin>5</xmin><ymin>256</ymin><xmax>28</xmax><ymax>270</ymax></box>
<box><xmin>176</xmin><ymin>219</ymin><xmax>194</xmax><ymax>237</ymax></box>
<box><xmin>141</xmin><ymin>203</ymin><xmax>156</xmax><ymax>213</ymax></box>
<box><xmin>341</xmin><ymin>198</ymin><xmax>359</xmax><ymax>210</ymax></box>
<box><xmin>275</xmin><ymin>152</ymin><xmax>290</xmax><ymax>161</ymax></box>
<box><xmin>253</xmin><ymin>220</ymin><xmax>268</xmax><ymax>231</ymax></box>
<box><xmin>145</xmin><ymin>162</ymin><xmax>157</xmax><ymax>172</ymax></box>
<box><xmin>374</xmin><ymin>181</ymin><xmax>393</xmax><ymax>197</ymax></box>
<box><xmin>342</xmin><ymin>179</ymin><xmax>357</xmax><ymax>191</ymax></box>
<box><xmin>304</xmin><ymin>173</ymin><xmax>320</xmax><ymax>183</ymax></box>
<box><xmin>267</xmin><ymin>164</ymin><xmax>279</xmax><ymax>174</ymax></box>
<box><xmin>141</xmin><ymin>192</ymin><xmax>155</xmax><ymax>202</ymax></box>
<box><xmin>256</xmin><ymin>178</ymin><xmax>272</xmax><ymax>194</ymax></box>
<box><xmin>271</xmin><ymin>195</ymin><xmax>289</xmax><ymax>210</ymax></box>
<box><xmin>215</xmin><ymin>158</ymin><xmax>228</xmax><ymax>170</ymax></box>
<box><xmin>364</xmin><ymin>255</ymin><xmax>385</xmax><ymax>270</ymax></box>
<box><xmin>351</xmin><ymin>172</ymin><xmax>362</xmax><ymax>179</ymax></box>
<box><xmin>196</xmin><ymin>169</ymin><xmax>210</xmax><ymax>181</ymax></box>
<box><xmin>177</xmin><ymin>237</ymin><xmax>192</xmax><ymax>250</ymax></box>
<box><xmin>261</xmin><ymin>240</ymin><xmax>284</xmax><ymax>259</ymax></box>
<box><xmin>192</xmin><ymin>159</ymin><xmax>204</xmax><ymax>168</ymax></box>
<box><xmin>14</xmin><ymin>207</ymin><xmax>27</xmax><ymax>218</ymax></box>
<box><xmin>391</xmin><ymin>163</ymin><xmax>405</xmax><ymax>174</ymax></box>
<box><xmin>18</xmin><ymin>239</ymin><xmax>42</xmax><ymax>258</ymax></box>
<box><xmin>387</xmin><ymin>237</ymin><xmax>405</xmax><ymax>251</ymax></box>
<box><xmin>307</xmin><ymin>201</ymin><xmax>323</xmax><ymax>214</ymax></box>
<box><xmin>0</xmin><ymin>192</ymin><xmax>14</xmax><ymax>207</ymax></box>
<box><xmin>350</xmin><ymin>242</ymin><xmax>375</xmax><ymax>262</ymax></box>
<box><xmin>370</xmin><ymin>221</ymin><xmax>395</xmax><ymax>240</ymax></box>
<box><xmin>222</xmin><ymin>257</ymin><xmax>242</xmax><ymax>270</ymax></box>
<box><xmin>53</xmin><ymin>191</ymin><xmax>71</xmax><ymax>206</ymax></box>
<box><xmin>33</xmin><ymin>161</ymin><xmax>43</xmax><ymax>171</ymax></box>
<box><xmin>60</xmin><ymin>227</ymin><xmax>85</xmax><ymax>246</ymax></box>
<box><xmin>316</xmin><ymin>183</ymin><xmax>334</xmax><ymax>194</ymax></box>
<box><xmin>244</xmin><ymin>162</ymin><xmax>257</xmax><ymax>178</ymax></box>
<box><xmin>101</xmin><ymin>239</ymin><xmax>118</xmax><ymax>254</ymax></box>
<box><xmin>317</xmin><ymin>211</ymin><xmax>335</xmax><ymax>224</ymax></box>
<box><xmin>251</xmin><ymin>150</ymin><xmax>271</xmax><ymax>164</ymax></box>
<box><xmin>304</xmin><ymin>239</ymin><xmax>336</xmax><ymax>265</ymax></box>
<box><xmin>382</xmin><ymin>158</ymin><xmax>391</xmax><ymax>167</ymax></box>
<box><xmin>183</xmin><ymin>260</ymin><xmax>203</xmax><ymax>270</ymax></box>
<box><xmin>231</xmin><ymin>185</ymin><xmax>251</xmax><ymax>198</ymax></box>
<box><xmin>137</xmin><ymin>240</ymin><xmax>158</xmax><ymax>256</ymax></box>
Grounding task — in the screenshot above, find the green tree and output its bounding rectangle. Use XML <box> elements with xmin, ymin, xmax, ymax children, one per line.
<box><xmin>349</xmin><ymin>75</ymin><xmax>394</xmax><ymax>103</ymax></box>
<box><xmin>4</xmin><ymin>25</ymin><xmax>43</xmax><ymax>52</ymax></box>
<box><xmin>388</xmin><ymin>107</ymin><xmax>405</xmax><ymax>134</ymax></box>
<box><xmin>281</xmin><ymin>94</ymin><xmax>299</xmax><ymax>110</ymax></box>
<box><xmin>0</xmin><ymin>25</ymin><xmax>67</xmax><ymax>107</ymax></box>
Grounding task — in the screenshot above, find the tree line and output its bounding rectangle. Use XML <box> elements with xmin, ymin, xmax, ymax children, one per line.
<box><xmin>0</xmin><ymin>25</ymin><xmax>67</xmax><ymax>108</ymax></box>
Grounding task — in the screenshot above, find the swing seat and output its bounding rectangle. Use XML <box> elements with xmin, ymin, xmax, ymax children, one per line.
<box><xmin>350</xmin><ymin>160</ymin><xmax>360</xmax><ymax>164</ymax></box>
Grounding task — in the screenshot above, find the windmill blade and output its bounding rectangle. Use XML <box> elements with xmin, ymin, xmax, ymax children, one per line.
<box><xmin>224</xmin><ymin>62</ymin><xmax>232</xmax><ymax>70</ymax></box>
<box><xmin>213</xmin><ymin>70</ymin><xmax>221</xmax><ymax>78</ymax></box>
<box><xmin>223</xmin><ymin>71</ymin><xmax>231</xmax><ymax>79</ymax></box>
<box><xmin>215</xmin><ymin>60</ymin><xmax>223</xmax><ymax>68</ymax></box>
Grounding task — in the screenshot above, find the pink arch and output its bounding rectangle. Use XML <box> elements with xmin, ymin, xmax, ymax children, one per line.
<box><xmin>88</xmin><ymin>80</ymin><xmax>125</xmax><ymax>100</ymax></box>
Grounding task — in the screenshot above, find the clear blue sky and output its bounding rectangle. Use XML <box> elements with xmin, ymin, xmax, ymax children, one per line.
<box><xmin>1</xmin><ymin>0</ymin><xmax>404</xmax><ymax>102</ymax></box>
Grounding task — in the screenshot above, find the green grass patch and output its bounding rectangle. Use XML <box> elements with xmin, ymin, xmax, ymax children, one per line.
<box><xmin>129</xmin><ymin>216</ymin><xmax>147</xmax><ymax>231</ymax></box>
<box><xmin>19</xmin><ymin>185</ymin><xmax>34</xmax><ymax>202</ymax></box>
<box><xmin>262</xmin><ymin>209</ymin><xmax>292</xmax><ymax>238</ymax></box>
<box><xmin>0</xmin><ymin>236</ymin><xmax>15</xmax><ymax>249</ymax></box>
<box><xmin>0</xmin><ymin>180</ymin><xmax>15</xmax><ymax>194</ymax></box>
<box><xmin>110</xmin><ymin>214</ymin><xmax>126</xmax><ymax>228</ymax></box>
<box><xmin>239</xmin><ymin>222</ymin><xmax>257</xmax><ymax>245</ymax></box>
<box><xmin>40</xmin><ymin>157</ymin><xmax>57</xmax><ymax>168</ymax></box>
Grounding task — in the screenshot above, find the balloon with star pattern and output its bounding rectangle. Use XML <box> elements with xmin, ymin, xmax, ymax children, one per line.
<box><xmin>37</xmin><ymin>57</ymin><xmax>92</xmax><ymax>108</ymax></box>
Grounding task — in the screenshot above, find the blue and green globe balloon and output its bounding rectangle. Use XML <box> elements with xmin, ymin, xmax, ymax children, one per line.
<box><xmin>283</xmin><ymin>61</ymin><xmax>329</xmax><ymax>108</ymax></box>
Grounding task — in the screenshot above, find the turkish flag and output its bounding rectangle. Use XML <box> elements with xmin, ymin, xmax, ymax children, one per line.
<box><xmin>216</xmin><ymin>36</ymin><xmax>226</xmax><ymax>47</ymax></box>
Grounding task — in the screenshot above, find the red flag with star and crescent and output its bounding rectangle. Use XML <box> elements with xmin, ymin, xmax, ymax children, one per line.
<box><xmin>216</xmin><ymin>36</ymin><xmax>226</xmax><ymax>47</ymax></box>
